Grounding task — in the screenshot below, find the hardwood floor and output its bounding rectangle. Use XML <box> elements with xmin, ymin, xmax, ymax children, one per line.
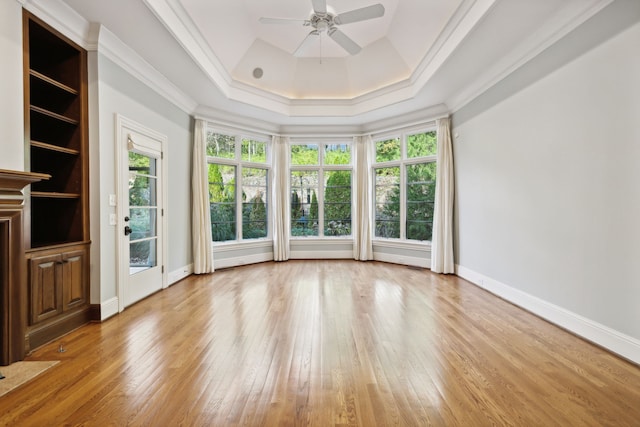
<box><xmin>2</xmin><ymin>260</ymin><xmax>639</xmax><ymax>426</ymax></box>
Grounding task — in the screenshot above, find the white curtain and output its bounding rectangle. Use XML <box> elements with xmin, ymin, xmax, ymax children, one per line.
<box><xmin>191</xmin><ymin>119</ymin><xmax>214</xmax><ymax>274</ymax></box>
<box><xmin>353</xmin><ymin>135</ymin><xmax>373</xmax><ymax>260</ymax></box>
<box><xmin>431</xmin><ymin>117</ymin><xmax>455</xmax><ymax>274</ymax></box>
<box><xmin>272</xmin><ymin>135</ymin><xmax>290</xmax><ymax>261</ymax></box>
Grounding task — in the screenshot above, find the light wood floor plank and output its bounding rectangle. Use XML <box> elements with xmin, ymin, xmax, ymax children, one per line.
<box><xmin>1</xmin><ymin>260</ymin><xmax>639</xmax><ymax>426</ymax></box>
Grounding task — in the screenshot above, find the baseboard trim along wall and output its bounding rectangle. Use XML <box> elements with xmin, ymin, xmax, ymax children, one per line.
<box><xmin>213</xmin><ymin>253</ymin><xmax>273</xmax><ymax>270</ymax></box>
<box><xmin>374</xmin><ymin>252</ymin><xmax>431</xmax><ymax>269</ymax></box>
<box><xmin>100</xmin><ymin>297</ymin><xmax>119</xmax><ymax>321</ymax></box>
<box><xmin>168</xmin><ymin>264</ymin><xmax>193</xmax><ymax>285</ymax></box>
<box><xmin>455</xmin><ymin>264</ymin><xmax>640</xmax><ymax>365</ymax></box>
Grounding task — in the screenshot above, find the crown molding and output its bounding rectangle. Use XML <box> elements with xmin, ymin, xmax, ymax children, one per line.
<box><xmin>22</xmin><ymin>0</ymin><xmax>198</xmax><ymax>114</ymax></box>
<box><xmin>22</xmin><ymin>0</ymin><xmax>91</xmax><ymax>48</ymax></box>
<box><xmin>142</xmin><ymin>0</ymin><xmax>493</xmax><ymax>119</ymax></box>
<box><xmin>97</xmin><ymin>25</ymin><xmax>198</xmax><ymax>114</ymax></box>
<box><xmin>447</xmin><ymin>0</ymin><xmax>615</xmax><ymax>113</ymax></box>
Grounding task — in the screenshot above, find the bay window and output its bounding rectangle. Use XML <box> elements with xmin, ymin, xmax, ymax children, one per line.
<box><xmin>290</xmin><ymin>142</ymin><xmax>352</xmax><ymax>238</ymax></box>
<box><xmin>374</xmin><ymin>130</ymin><xmax>437</xmax><ymax>242</ymax></box>
<box><xmin>207</xmin><ymin>131</ymin><xmax>269</xmax><ymax>242</ymax></box>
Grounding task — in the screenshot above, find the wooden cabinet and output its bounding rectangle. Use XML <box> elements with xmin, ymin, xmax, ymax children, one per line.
<box><xmin>29</xmin><ymin>246</ymin><xmax>88</xmax><ymax>325</ymax></box>
<box><xmin>23</xmin><ymin>10</ymin><xmax>92</xmax><ymax>351</ymax></box>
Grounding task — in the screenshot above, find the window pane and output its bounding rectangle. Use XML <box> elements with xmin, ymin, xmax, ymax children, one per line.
<box><xmin>241</xmin><ymin>138</ymin><xmax>267</xmax><ymax>163</ymax></box>
<box><xmin>130</xmin><ymin>239</ymin><xmax>157</xmax><ymax>271</ymax></box>
<box><xmin>324</xmin><ymin>144</ymin><xmax>351</xmax><ymax>165</ymax></box>
<box><xmin>324</xmin><ymin>171</ymin><xmax>351</xmax><ymax>236</ymax></box>
<box><xmin>290</xmin><ymin>170</ymin><xmax>318</xmax><ymax>236</ymax></box>
<box><xmin>291</xmin><ymin>144</ymin><xmax>319</xmax><ymax>165</ymax></box>
<box><xmin>375</xmin><ymin>167</ymin><xmax>400</xmax><ymax>238</ymax></box>
<box><xmin>407</xmin><ymin>131</ymin><xmax>437</xmax><ymax>158</ymax></box>
<box><xmin>209</xmin><ymin>163</ymin><xmax>236</xmax><ymax>241</ymax></box>
<box><xmin>129</xmin><ymin>152</ymin><xmax>156</xmax><ymax>176</ymax></box>
<box><xmin>129</xmin><ymin>153</ymin><xmax>157</xmax><ymax>207</ymax></box>
<box><xmin>242</xmin><ymin>167</ymin><xmax>268</xmax><ymax>239</ymax></box>
<box><xmin>406</xmin><ymin>162</ymin><xmax>436</xmax><ymax>241</ymax></box>
<box><xmin>375</xmin><ymin>138</ymin><xmax>401</xmax><ymax>163</ymax></box>
<box><xmin>128</xmin><ymin>174</ymin><xmax>157</xmax><ymax>207</ymax></box>
<box><xmin>206</xmin><ymin>132</ymin><xmax>235</xmax><ymax>159</ymax></box>
<box><xmin>129</xmin><ymin>208</ymin><xmax>157</xmax><ymax>240</ymax></box>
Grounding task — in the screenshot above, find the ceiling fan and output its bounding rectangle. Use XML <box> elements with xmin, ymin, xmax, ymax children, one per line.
<box><xmin>259</xmin><ymin>0</ymin><xmax>385</xmax><ymax>56</ymax></box>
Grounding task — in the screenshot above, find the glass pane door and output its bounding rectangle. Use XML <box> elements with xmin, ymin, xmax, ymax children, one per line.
<box><xmin>128</xmin><ymin>151</ymin><xmax>158</xmax><ymax>275</ymax></box>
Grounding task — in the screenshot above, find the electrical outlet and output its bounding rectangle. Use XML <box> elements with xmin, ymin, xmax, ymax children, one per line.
<box><xmin>109</xmin><ymin>194</ymin><xmax>116</xmax><ymax>206</ymax></box>
<box><xmin>109</xmin><ymin>213</ymin><xmax>117</xmax><ymax>226</ymax></box>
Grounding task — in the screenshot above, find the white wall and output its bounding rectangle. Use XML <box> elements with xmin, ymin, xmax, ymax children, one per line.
<box><xmin>0</xmin><ymin>0</ymin><xmax>25</xmax><ymax>171</ymax></box>
<box><xmin>92</xmin><ymin>53</ymin><xmax>192</xmax><ymax>308</ymax></box>
<box><xmin>452</xmin><ymin>19</ymin><xmax>640</xmax><ymax>360</ymax></box>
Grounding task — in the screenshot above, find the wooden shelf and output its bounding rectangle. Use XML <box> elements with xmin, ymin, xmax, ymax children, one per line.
<box><xmin>30</xmin><ymin>105</ymin><xmax>78</xmax><ymax>125</ymax></box>
<box><xmin>31</xmin><ymin>191</ymin><xmax>81</xmax><ymax>199</ymax></box>
<box><xmin>29</xmin><ymin>69</ymin><xmax>78</xmax><ymax>95</ymax></box>
<box><xmin>31</xmin><ymin>140</ymin><xmax>80</xmax><ymax>156</ymax></box>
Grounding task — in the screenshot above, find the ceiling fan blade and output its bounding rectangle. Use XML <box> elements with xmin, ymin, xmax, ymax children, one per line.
<box><xmin>294</xmin><ymin>30</ymin><xmax>320</xmax><ymax>57</ymax></box>
<box><xmin>328</xmin><ymin>28</ymin><xmax>361</xmax><ymax>55</ymax></box>
<box><xmin>311</xmin><ymin>0</ymin><xmax>327</xmax><ymax>14</ymax></box>
<box><xmin>334</xmin><ymin>4</ymin><xmax>385</xmax><ymax>25</ymax></box>
<box><xmin>259</xmin><ymin>17</ymin><xmax>309</xmax><ymax>25</ymax></box>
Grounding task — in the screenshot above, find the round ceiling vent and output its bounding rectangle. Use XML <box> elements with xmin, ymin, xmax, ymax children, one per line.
<box><xmin>252</xmin><ymin>67</ymin><xmax>264</xmax><ymax>79</ymax></box>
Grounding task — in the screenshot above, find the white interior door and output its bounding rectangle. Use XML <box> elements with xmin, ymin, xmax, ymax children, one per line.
<box><xmin>116</xmin><ymin>115</ymin><xmax>167</xmax><ymax>310</ymax></box>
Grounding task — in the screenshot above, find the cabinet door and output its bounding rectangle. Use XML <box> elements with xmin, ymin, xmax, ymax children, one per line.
<box><xmin>62</xmin><ymin>248</ymin><xmax>87</xmax><ymax>310</ymax></box>
<box><xmin>30</xmin><ymin>254</ymin><xmax>63</xmax><ymax>324</ymax></box>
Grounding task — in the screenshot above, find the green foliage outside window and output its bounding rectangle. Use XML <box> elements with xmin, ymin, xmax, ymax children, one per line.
<box><xmin>375</xmin><ymin>138</ymin><xmax>401</xmax><ymax>163</ymax></box>
<box><xmin>242</xmin><ymin>167</ymin><xmax>268</xmax><ymax>239</ymax></box>
<box><xmin>407</xmin><ymin>131</ymin><xmax>437</xmax><ymax>158</ymax></box>
<box><xmin>209</xmin><ymin>163</ymin><xmax>236</xmax><ymax>241</ymax></box>
<box><xmin>290</xmin><ymin>170</ymin><xmax>318</xmax><ymax>236</ymax></box>
<box><xmin>375</xmin><ymin>167</ymin><xmax>400</xmax><ymax>238</ymax></box>
<box><xmin>128</xmin><ymin>152</ymin><xmax>157</xmax><ymax>265</ymax></box>
<box><xmin>324</xmin><ymin>144</ymin><xmax>350</xmax><ymax>165</ymax></box>
<box><xmin>374</xmin><ymin>130</ymin><xmax>438</xmax><ymax>242</ymax></box>
<box><xmin>406</xmin><ymin>163</ymin><xmax>436</xmax><ymax>241</ymax></box>
<box><xmin>241</xmin><ymin>139</ymin><xmax>267</xmax><ymax>163</ymax></box>
<box><xmin>206</xmin><ymin>132</ymin><xmax>235</xmax><ymax>159</ymax></box>
<box><xmin>324</xmin><ymin>171</ymin><xmax>351</xmax><ymax>236</ymax></box>
<box><xmin>291</xmin><ymin>144</ymin><xmax>319</xmax><ymax>165</ymax></box>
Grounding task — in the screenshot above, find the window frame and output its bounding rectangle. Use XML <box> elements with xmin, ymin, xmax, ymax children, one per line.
<box><xmin>372</xmin><ymin>126</ymin><xmax>437</xmax><ymax>243</ymax></box>
<box><xmin>206</xmin><ymin>128</ymin><xmax>271</xmax><ymax>245</ymax></box>
<box><xmin>289</xmin><ymin>139</ymin><xmax>353</xmax><ymax>239</ymax></box>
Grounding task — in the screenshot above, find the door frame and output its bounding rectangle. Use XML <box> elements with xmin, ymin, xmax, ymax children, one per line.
<box><xmin>115</xmin><ymin>114</ymin><xmax>169</xmax><ymax>313</ymax></box>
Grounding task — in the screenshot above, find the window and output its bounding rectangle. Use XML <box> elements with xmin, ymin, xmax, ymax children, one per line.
<box><xmin>207</xmin><ymin>131</ymin><xmax>269</xmax><ymax>242</ymax></box>
<box><xmin>290</xmin><ymin>142</ymin><xmax>352</xmax><ymax>237</ymax></box>
<box><xmin>374</xmin><ymin>130</ymin><xmax>436</xmax><ymax>242</ymax></box>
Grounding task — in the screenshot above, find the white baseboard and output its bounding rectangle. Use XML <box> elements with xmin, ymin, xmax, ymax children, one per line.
<box><xmin>374</xmin><ymin>252</ymin><xmax>431</xmax><ymax>269</ymax></box>
<box><xmin>168</xmin><ymin>263</ymin><xmax>193</xmax><ymax>285</ymax></box>
<box><xmin>214</xmin><ymin>253</ymin><xmax>273</xmax><ymax>270</ymax></box>
<box><xmin>456</xmin><ymin>264</ymin><xmax>640</xmax><ymax>365</ymax></box>
<box><xmin>100</xmin><ymin>297</ymin><xmax>119</xmax><ymax>321</ymax></box>
<box><xmin>291</xmin><ymin>250</ymin><xmax>353</xmax><ymax>260</ymax></box>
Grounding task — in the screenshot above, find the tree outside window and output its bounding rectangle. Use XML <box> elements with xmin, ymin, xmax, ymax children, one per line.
<box><xmin>207</xmin><ymin>131</ymin><xmax>269</xmax><ymax>242</ymax></box>
<box><xmin>290</xmin><ymin>142</ymin><xmax>352</xmax><ymax>238</ymax></box>
<box><xmin>374</xmin><ymin>130</ymin><xmax>436</xmax><ymax>241</ymax></box>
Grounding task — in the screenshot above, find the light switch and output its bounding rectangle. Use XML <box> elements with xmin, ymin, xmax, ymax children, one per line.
<box><xmin>109</xmin><ymin>213</ymin><xmax>117</xmax><ymax>226</ymax></box>
<box><xmin>109</xmin><ymin>194</ymin><xmax>117</xmax><ymax>206</ymax></box>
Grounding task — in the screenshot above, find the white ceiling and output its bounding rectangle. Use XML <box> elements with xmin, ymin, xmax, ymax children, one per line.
<box><xmin>56</xmin><ymin>0</ymin><xmax>613</xmax><ymax>127</ymax></box>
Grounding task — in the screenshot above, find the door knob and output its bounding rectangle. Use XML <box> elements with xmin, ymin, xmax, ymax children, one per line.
<box><xmin>124</xmin><ymin>225</ymin><xmax>132</xmax><ymax>236</ymax></box>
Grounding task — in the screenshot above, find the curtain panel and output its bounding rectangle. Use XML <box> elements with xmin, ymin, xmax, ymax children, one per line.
<box><xmin>431</xmin><ymin>117</ymin><xmax>455</xmax><ymax>274</ymax></box>
<box><xmin>353</xmin><ymin>135</ymin><xmax>373</xmax><ymax>260</ymax></box>
<box><xmin>272</xmin><ymin>135</ymin><xmax>290</xmax><ymax>261</ymax></box>
<box><xmin>191</xmin><ymin>119</ymin><xmax>214</xmax><ymax>274</ymax></box>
